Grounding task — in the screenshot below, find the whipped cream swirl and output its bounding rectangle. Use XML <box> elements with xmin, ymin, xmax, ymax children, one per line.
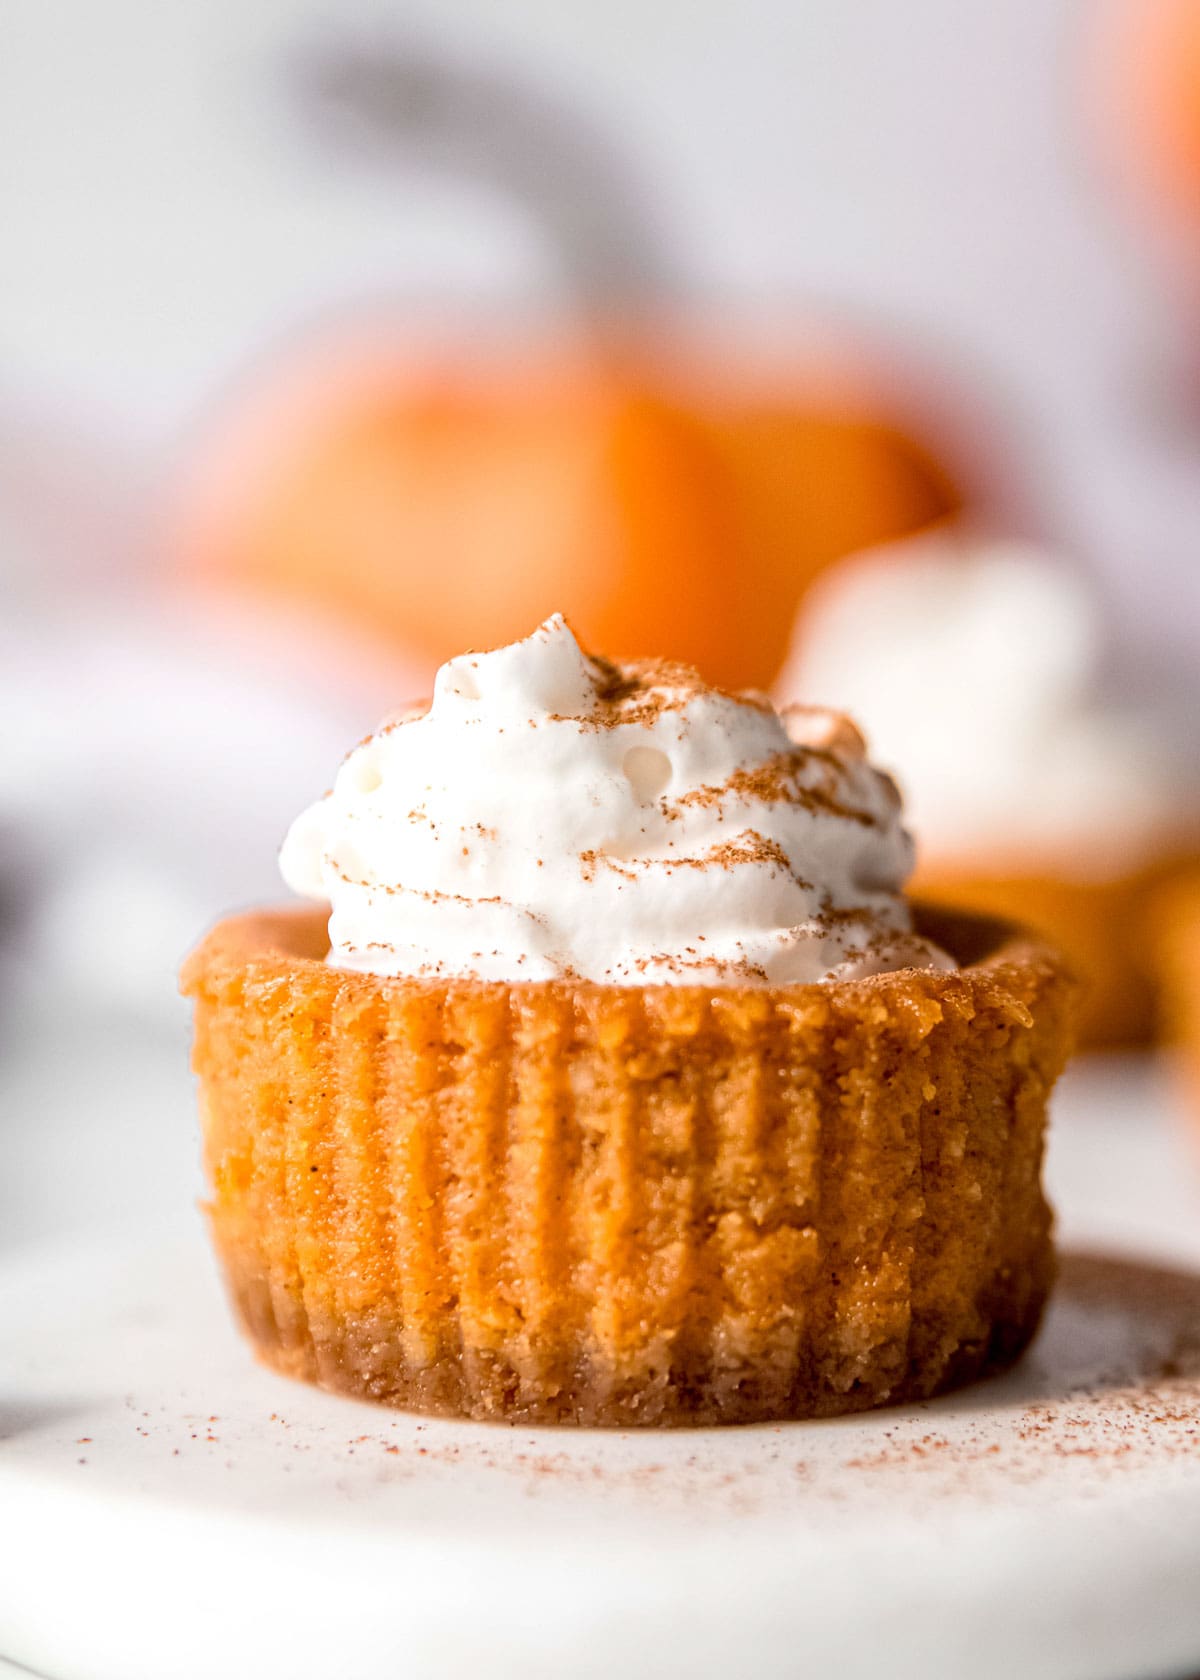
<box><xmin>280</xmin><ymin>615</ymin><xmax>951</xmax><ymax>985</ymax></box>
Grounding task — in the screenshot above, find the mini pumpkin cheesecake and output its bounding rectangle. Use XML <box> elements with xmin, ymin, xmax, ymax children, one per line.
<box><xmin>183</xmin><ymin>615</ymin><xmax>1077</xmax><ymax>1424</ymax></box>
<box><xmin>910</xmin><ymin>850</ymin><xmax>1196</xmax><ymax>1050</ymax></box>
<box><xmin>778</xmin><ymin>527</ymin><xmax>1199</xmax><ymax>1049</ymax></box>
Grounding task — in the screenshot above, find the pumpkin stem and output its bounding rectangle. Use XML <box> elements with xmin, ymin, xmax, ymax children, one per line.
<box><xmin>288</xmin><ymin>32</ymin><xmax>679</xmax><ymax>317</ymax></box>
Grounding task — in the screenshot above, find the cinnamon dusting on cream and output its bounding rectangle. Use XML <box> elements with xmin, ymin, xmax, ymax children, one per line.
<box><xmin>280</xmin><ymin>614</ymin><xmax>953</xmax><ymax>986</ymax></box>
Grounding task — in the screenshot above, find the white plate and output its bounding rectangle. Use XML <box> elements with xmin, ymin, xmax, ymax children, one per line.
<box><xmin>2</xmin><ymin>1058</ymin><xmax>1199</xmax><ymax>1680</ymax></box>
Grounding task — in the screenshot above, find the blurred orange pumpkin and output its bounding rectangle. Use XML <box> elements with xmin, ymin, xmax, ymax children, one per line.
<box><xmin>1091</xmin><ymin>0</ymin><xmax>1200</xmax><ymax>229</ymax></box>
<box><xmin>174</xmin><ymin>332</ymin><xmax>964</xmax><ymax>691</ymax></box>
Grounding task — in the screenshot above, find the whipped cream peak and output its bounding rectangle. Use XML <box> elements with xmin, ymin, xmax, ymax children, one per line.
<box><xmin>281</xmin><ymin>614</ymin><xmax>952</xmax><ymax>985</ymax></box>
<box><xmin>433</xmin><ymin>614</ymin><xmax>599</xmax><ymax>717</ymax></box>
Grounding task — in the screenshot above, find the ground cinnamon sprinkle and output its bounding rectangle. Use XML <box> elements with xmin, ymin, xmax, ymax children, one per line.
<box><xmin>696</xmin><ymin>831</ymin><xmax>792</xmax><ymax>872</ymax></box>
<box><xmin>821</xmin><ymin>905</ymin><xmax>882</xmax><ymax>927</ymax></box>
<box><xmin>578</xmin><ymin>830</ymin><xmax>797</xmax><ymax>882</ymax></box>
<box><xmin>332</xmin><ymin>868</ymin><xmax>508</xmax><ymax>911</ymax></box>
<box><xmin>670</xmin><ymin>753</ymin><xmax>880</xmax><ymax>828</ymax></box>
<box><xmin>554</xmin><ymin>652</ymin><xmax>775</xmax><ymax>732</ymax></box>
<box><xmin>630</xmin><ymin>949</ymin><xmax>771</xmax><ymax>981</ymax></box>
<box><xmin>578</xmin><ymin>848</ymin><xmax>635</xmax><ymax>883</ymax></box>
